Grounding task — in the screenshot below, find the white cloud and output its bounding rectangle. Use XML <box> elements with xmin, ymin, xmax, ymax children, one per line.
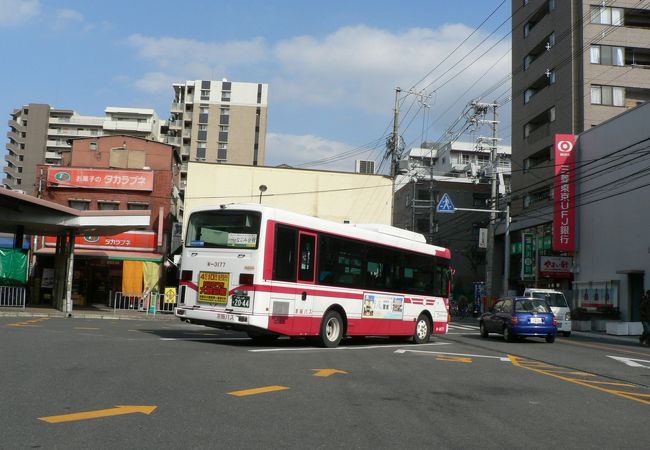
<box><xmin>0</xmin><ymin>0</ymin><xmax>40</xmax><ymax>27</ymax></box>
<box><xmin>266</xmin><ymin>133</ymin><xmax>372</xmax><ymax>172</ymax></box>
<box><xmin>52</xmin><ymin>8</ymin><xmax>85</xmax><ymax>31</ymax></box>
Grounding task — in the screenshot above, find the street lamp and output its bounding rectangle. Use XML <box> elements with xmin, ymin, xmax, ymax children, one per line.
<box><xmin>258</xmin><ymin>184</ymin><xmax>267</xmax><ymax>204</ymax></box>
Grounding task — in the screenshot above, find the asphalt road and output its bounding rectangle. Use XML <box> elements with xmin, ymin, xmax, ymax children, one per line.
<box><xmin>1</xmin><ymin>316</ymin><xmax>649</xmax><ymax>450</ymax></box>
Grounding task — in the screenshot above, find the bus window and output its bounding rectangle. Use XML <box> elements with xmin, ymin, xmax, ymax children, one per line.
<box><xmin>185</xmin><ymin>210</ymin><xmax>261</xmax><ymax>248</ymax></box>
<box><xmin>318</xmin><ymin>235</ymin><xmax>363</xmax><ymax>287</ymax></box>
<box><xmin>273</xmin><ymin>225</ymin><xmax>298</xmax><ymax>282</ymax></box>
<box><xmin>298</xmin><ymin>233</ymin><xmax>316</xmax><ymax>282</ymax></box>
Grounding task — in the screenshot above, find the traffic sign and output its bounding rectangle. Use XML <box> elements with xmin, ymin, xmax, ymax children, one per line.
<box><xmin>436</xmin><ymin>193</ymin><xmax>455</xmax><ymax>213</ymax></box>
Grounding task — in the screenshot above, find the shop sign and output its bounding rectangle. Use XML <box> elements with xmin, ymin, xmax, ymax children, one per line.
<box><xmin>44</xmin><ymin>231</ymin><xmax>157</xmax><ymax>251</ymax></box>
<box><xmin>511</xmin><ymin>241</ymin><xmax>522</xmax><ymax>255</ymax></box>
<box><xmin>47</xmin><ymin>167</ymin><xmax>154</xmax><ymax>191</ymax></box>
<box><xmin>553</xmin><ymin>134</ymin><xmax>576</xmax><ymax>252</ymax></box>
<box><xmin>539</xmin><ymin>256</ymin><xmax>572</xmax><ymax>278</ymax></box>
<box><xmin>521</xmin><ymin>233</ymin><xmax>535</xmax><ymax>279</ymax></box>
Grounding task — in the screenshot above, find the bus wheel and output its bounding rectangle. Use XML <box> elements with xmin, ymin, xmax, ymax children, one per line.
<box><xmin>319</xmin><ymin>310</ymin><xmax>344</xmax><ymax>348</ymax></box>
<box><xmin>413</xmin><ymin>314</ymin><xmax>431</xmax><ymax>344</ymax></box>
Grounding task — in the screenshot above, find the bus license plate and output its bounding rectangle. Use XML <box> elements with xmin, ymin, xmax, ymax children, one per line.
<box><xmin>231</xmin><ymin>295</ymin><xmax>250</xmax><ymax>308</ymax></box>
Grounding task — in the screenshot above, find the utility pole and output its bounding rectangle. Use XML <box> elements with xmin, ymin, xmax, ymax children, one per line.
<box><xmin>470</xmin><ymin>100</ymin><xmax>500</xmax><ymax>299</ymax></box>
<box><xmin>391</xmin><ymin>87</ymin><xmax>401</xmax><ymax>179</ymax></box>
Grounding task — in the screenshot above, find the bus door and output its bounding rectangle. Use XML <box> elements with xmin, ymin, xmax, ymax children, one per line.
<box><xmin>296</xmin><ymin>231</ymin><xmax>317</xmax><ymax>334</ymax></box>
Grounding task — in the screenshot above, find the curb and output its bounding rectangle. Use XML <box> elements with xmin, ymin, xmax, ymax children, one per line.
<box><xmin>0</xmin><ymin>310</ymin><xmax>178</xmax><ymax>321</ymax></box>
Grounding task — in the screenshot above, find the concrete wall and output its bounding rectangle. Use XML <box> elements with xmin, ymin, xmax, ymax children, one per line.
<box><xmin>575</xmin><ymin>102</ymin><xmax>650</xmax><ymax>320</ymax></box>
<box><xmin>183</xmin><ymin>163</ymin><xmax>393</xmax><ymax>232</ymax></box>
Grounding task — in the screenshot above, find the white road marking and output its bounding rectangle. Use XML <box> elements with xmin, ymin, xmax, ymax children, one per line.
<box><xmin>607</xmin><ymin>355</ymin><xmax>650</xmax><ymax>369</ymax></box>
<box><xmin>448</xmin><ymin>324</ymin><xmax>479</xmax><ymax>331</ymax></box>
<box><xmin>249</xmin><ymin>342</ymin><xmax>452</xmax><ymax>353</ymax></box>
<box><xmin>395</xmin><ymin>348</ymin><xmax>511</xmax><ymax>361</ymax></box>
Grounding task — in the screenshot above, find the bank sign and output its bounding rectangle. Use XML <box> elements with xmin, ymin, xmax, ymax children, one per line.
<box><xmin>553</xmin><ymin>134</ymin><xmax>576</xmax><ymax>252</ymax></box>
<box><xmin>47</xmin><ymin>167</ymin><xmax>154</xmax><ymax>191</ymax></box>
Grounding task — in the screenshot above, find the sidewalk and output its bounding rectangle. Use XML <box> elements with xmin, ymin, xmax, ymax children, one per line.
<box><xmin>0</xmin><ymin>304</ymin><xmax>178</xmax><ymax>321</ymax></box>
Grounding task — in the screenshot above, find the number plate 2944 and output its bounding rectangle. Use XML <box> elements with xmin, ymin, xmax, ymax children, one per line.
<box><xmin>231</xmin><ymin>295</ymin><xmax>250</xmax><ymax>308</ymax></box>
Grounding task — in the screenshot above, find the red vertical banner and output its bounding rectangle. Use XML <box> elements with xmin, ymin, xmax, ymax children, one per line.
<box><xmin>553</xmin><ymin>134</ymin><xmax>576</xmax><ymax>252</ymax></box>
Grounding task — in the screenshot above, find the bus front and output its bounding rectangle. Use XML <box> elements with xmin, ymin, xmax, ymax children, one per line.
<box><xmin>175</xmin><ymin>206</ymin><xmax>266</xmax><ymax>333</ymax></box>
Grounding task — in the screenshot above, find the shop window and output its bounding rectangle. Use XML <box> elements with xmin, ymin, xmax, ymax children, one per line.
<box><xmin>98</xmin><ymin>201</ymin><xmax>119</xmax><ymax>210</ymax></box>
<box><xmin>69</xmin><ymin>200</ymin><xmax>90</xmax><ymax>210</ymax></box>
<box><xmin>127</xmin><ymin>202</ymin><xmax>149</xmax><ymax>210</ymax></box>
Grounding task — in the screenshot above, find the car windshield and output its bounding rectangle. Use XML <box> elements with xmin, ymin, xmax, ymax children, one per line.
<box><xmin>531</xmin><ymin>292</ymin><xmax>568</xmax><ymax>308</ymax></box>
<box><xmin>515</xmin><ymin>299</ymin><xmax>551</xmax><ymax>313</ymax></box>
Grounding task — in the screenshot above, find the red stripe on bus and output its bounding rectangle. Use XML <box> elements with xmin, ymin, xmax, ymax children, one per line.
<box><xmin>267</xmin><ymin>316</ymin><xmax>448</xmax><ymax>336</ymax></box>
<box><xmin>180</xmin><ymin>280</ymin><xmax>198</xmax><ymax>291</ymax></box>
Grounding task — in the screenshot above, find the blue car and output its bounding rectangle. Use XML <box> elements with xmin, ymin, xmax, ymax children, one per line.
<box><xmin>480</xmin><ymin>297</ymin><xmax>558</xmax><ymax>343</ymax></box>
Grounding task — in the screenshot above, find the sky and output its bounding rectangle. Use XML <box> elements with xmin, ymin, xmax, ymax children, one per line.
<box><xmin>0</xmin><ymin>0</ymin><xmax>512</xmax><ymax>173</ymax></box>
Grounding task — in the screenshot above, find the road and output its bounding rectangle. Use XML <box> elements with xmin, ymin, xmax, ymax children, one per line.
<box><xmin>1</xmin><ymin>316</ymin><xmax>649</xmax><ymax>449</ymax></box>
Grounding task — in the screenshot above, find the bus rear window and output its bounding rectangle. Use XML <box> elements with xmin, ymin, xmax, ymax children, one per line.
<box><xmin>185</xmin><ymin>210</ymin><xmax>261</xmax><ymax>249</ymax></box>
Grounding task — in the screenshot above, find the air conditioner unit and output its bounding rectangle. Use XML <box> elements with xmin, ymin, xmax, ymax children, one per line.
<box><xmin>355</xmin><ymin>160</ymin><xmax>375</xmax><ymax>174</ymax></box>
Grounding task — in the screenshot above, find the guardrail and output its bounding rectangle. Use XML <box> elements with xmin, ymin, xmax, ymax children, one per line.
<box><xmin>0</xmin><ymin>286</ymin><xmax>26</xmax><ymax>308</ymax></box>
<box><xmin>111</xmin><ymin>290</ymin><xmax>177</xmax><ymax>315</ymax></box>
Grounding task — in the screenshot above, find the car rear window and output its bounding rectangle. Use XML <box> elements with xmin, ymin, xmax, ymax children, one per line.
<box><xmin>531</xmin><ymin>292</ymin><xmax>568</xmax><ymax>308</ymax></box>
<box><xmin>515</xmin><ymin>299</ymin><xmax>551</xmax><ymax>313</ymax></box>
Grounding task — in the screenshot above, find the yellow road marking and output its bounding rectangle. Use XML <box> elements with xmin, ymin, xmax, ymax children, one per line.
<box><xmin>7</xmin><ymin>318</ymin><xmax>49</xmax><ymax>327</ymax></box>
<box><xmin>509</xmin><ymin>355</ymin><xmax>650</xmax><ymax>406</ymax></box>
<box><xmin>39</xmin><ymin>405</ymin><xmax>157</xmax><ymax>424</ymax></box>
<box><xmin>228</xmin><ymin>385</ymin><xmax>290</xmax><ymax>397</ymax></box>
<box><xmin>74</xmin><ymin>327</ymin><xmax>100</xmax><ymax>331</ymax></box>
<box><xmin>311</xmin><ymin>369</ymin><xmax>348</xmax><ymax>377</ymax></box>
<box><xmin>436</xmin><ymin>355</ymin><xmax>472</xmax><ymax>363</ymax></box>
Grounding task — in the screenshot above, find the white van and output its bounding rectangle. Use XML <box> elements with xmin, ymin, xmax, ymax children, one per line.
<box><xmin>523</xmin><ymin>288</ymin><xmax>572</xmax><ymax>337</ymax></box>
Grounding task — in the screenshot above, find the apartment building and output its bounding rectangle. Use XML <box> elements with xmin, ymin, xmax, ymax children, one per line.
<box><xmin>512</xmin><ymin>0</ymin><xmax>650</xmax><ymax>218</ymax></box>
<box><xmin>4</xmin><ymin>104</ymin><xmax>162</xmax><ymax>195</ymax></box>
<box><xmin>393</xmin><ymin>141</ymin><xmax>511</xmax><ymax>298</ymax></box>
<box><xmin>166</xmin><ymin>80</ymin><xmax>268</xmax><ymax>193</ymax></box>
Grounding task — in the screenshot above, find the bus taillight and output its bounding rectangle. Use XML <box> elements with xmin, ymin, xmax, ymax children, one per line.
<box><xmin>181</xmin><ymin>270</ymin><xmax>193</xmax><ymax>281</ymax></box>
<box><xmin>239</xmin><ymin>273</ymin><xmax>254</xmax><ymax>285</ymax></box>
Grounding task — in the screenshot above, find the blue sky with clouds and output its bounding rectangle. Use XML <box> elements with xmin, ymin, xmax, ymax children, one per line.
<box><xmin>0</xmin><ymin>0</ymin><xmax>512</xmax><ymax>172</ymax></box>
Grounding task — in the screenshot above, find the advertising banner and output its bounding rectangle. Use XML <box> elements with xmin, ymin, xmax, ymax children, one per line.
<box><xmin>198</xmin><ymin>272</ymin><xmax>229</xmax><ymax>304</ymax></box>
<box><xmin>539</xmin><ymin>255</ymin><xmax>573</xmax><ymax>278</ymax></box>
<box><xmin>362</xmin><ymin>293</ymin><xmax>404</xmax><ymax>319</ymax></box>
<box><xmin>47</xmin><ymin>167</ymin><xmax>154</xmax><ymax>191</ymax></box>
<box><xmin>553</xmin><ymin>134</ymin><xmax>576</xmax><ymax>252</ymax></box>
<box><xmin>44</xmin><ymin>231</ymin><xmax>157</xmax><ymax>251</ymax></box>
<box><xmin>521</xmin><ymin>233</ymin><xmax>534</xmax><ymax>279</ymax></box>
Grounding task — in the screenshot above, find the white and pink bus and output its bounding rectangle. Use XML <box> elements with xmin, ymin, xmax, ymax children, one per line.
<box><xmin>175</xmin><ymin>204</ymin><xmax>452</xmax><ymax>347</ymax></box>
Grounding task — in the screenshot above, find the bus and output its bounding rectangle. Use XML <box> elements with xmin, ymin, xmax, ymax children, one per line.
<box><xmin>175</xmin><ymin>204</ymin><xmax>452</xmax><ymax>347</ymax></box>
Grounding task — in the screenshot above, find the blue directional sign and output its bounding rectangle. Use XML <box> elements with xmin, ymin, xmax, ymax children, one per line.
<box><xmin>436</xmin><ymin>193</ymin><xmax>455</xmax><ymax>213</ymax></box>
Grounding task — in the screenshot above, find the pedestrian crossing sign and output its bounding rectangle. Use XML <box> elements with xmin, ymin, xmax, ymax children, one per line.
<box><xmin>437</xmin><ymin>193</ymin><xmax>455</xmax><ymax>213</ymax></box>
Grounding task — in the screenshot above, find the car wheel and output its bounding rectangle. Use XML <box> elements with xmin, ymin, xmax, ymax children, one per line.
<box><xmin>562</xmin><ymin>331</ymin><xmax>571</xmax><ymax>337</ymax></box>
<box><xmin>503</xmin><ymin>326</ymin><xmax>513</xmax><ymax>342</ymax></box>
<box><xmin>546</xmin><ymin>334</ymin><xmax>556</xmax><ymax>343</ymax></box>
<box><xmin>480</xmin><ymin>322</ymin><xmax>489</xmax><ymax>338</ymax></box>
<box><xmin>318</xmin><ymin>310</ymin><xmax>344</xmax><ymax>348</ymax></box>
<box><xmin>413</xmin><ymin>314</ymin><xmax>432</xmax><ymax>344</ymax></box>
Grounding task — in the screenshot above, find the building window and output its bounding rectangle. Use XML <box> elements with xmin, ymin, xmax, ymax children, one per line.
<box><xmin>590</xmin><ymin>6</ymin><xmax>624</xmax><ymax>26</ymax></box>
<box><xmin>219</xmin><ymin>125</ymin><xmax>229</xmax><ymax>132</ymax></box>
<box><xmin>89</xmin><ymin>142</ymin><xmax>97</xmax><ymax>151</ymax></box>
<box><xmin>69</xmin><ymin>200</ymin><xmax>90</xmax><ymax>210</ymax></box>
<box><xmin>221</xmin><ymin>91</ymin><xmax>231</xmax><ymax>102</ymax></box>
<box><xmin>127</xmin><ymin>202</ymin><xmax>149</xmax><ymax>210</ymax></box>
<box><xmin>591</xmin><ymin>85</ymin><xmax>625</xmax><ymax>106</ymax></box>
<box><xmin>200</xmin><ymin>106</ymin><xmax>210</xmax><ymax>113</ymax></box>
<box><xmin>217</xmin><ymin>148</ymin><xmax>227</xmax><ymax>161</ymax></box>
<box><xmin>98</xmin><ymin>201</ymin><xmax>119</xmax><ymax>210</ymax></box>
<box><xmin>220</xmin><ymin>107</ymin><xmax>230</xmax><ymax>115</ymax></box>
<box><xmin>200</xmin><ymin>89</ymin><xmax>210</xmax><ymax>101</ymax></box>
<box><xmin>590</xmin><ymin>45</ymin><xmax>624</xmax><ymax>66</ymax></box>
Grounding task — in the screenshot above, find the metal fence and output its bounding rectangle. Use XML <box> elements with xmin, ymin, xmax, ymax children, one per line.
<box><xmin>0</xmin><ymin>286</ymin><xmax>26</xmax><ymax>308</ymax></box>
<box><xmin>111</xmin><ymin>290</ymin><xmax>177</xmax><ymax>315</ymax></box>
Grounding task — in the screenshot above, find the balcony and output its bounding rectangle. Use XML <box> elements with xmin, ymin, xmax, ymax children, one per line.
<box><xmin>181</xmin><ymin>146</ymin><xmax>190</xmax><ymax>157</ymax></box>
<box><xmin>4</xmin><ymin>153</ymin><xmax>18</xmax><ymax>166</ymax></box>
<box><xmin>180</xmin><ymin>163</ymin><xmax>188</xmax><ymax>173</ymax></box>
<box><xmin>165</xmin><ymin>136</ymin><xmax>181</xmax><ymax>146</ymax></box>
<box><xmin>46</xmin><ymin>139</ymin><xmax>71</xmax><ymax>148</ymax></box>
<box><xmin>182</xmin><ymin>130</ymin><xmax>192</xmax><ymax>138</ymax></box>
<box><xmin>169</xmin><ymin>120</ymin><xmax>182</xmax><ymax>130</ymax></box>
<box><xmin>44</xmin><ymin>151</ymin><xmax>62</xmax><ymax>160</ymax></box>
<box><xmin>103</xmin><ymin>120</ymin><xmax>152</xmax><ymax>132</ymax></box>
<box><xmin>6</xmin><ymin>130</ymin><xmax>19</xmax><ymax>142</ymax></box>
<box><xmin>171</xmin><ymin>102</ymin><xmax>183</xmax><ymax>113</ymax></box>
<box><xmin>49</xmin><ymin>116</ymin><xmax>104</xmax><ymax>126</ymax></box>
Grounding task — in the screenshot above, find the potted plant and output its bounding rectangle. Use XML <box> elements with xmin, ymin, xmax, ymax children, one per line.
<box><xmin>572</xmin><ymin>307</ymin><xmax>591</xmax><ymax>331</ymax></box>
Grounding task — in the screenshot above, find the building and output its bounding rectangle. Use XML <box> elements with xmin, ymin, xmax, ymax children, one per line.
<box><xmin>32</xmin><ymin>135</ymin><xmax>175</xmax><ymax>307</ymax></box>
<box><xmin>166</xmin><ymin>80</ymin><xmax>268</xmax><ymax>196</ymax></box>
<box><xmin>4</xmin><ymin>104</ymin><xmax>162</xmax><ymax>195</ymax></box>
<box><xmin>507</xmin><ymin>0</ymin><xmax>650</xmax><ymax>292</ymax></box>
<box><xmin>573</xmin><ymin>102</ymin><xmax>650</xmax><ymax>322</ymax></box>
<box><xmin>393</xmin><ymin>141</ymin><xmax>511</xmax><ymax>301</ymax></box>
<box><xmin>183</xmin><ymin>163</ymin><xmax>393</xmax><ymax>231</ymax></box>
